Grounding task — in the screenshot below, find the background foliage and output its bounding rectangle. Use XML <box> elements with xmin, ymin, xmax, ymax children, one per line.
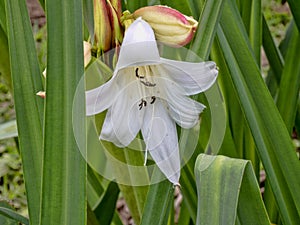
<box><xmin>0</xmin><ymin>0</ymin><xmax>299</xmax><ymax>225</ymax></box>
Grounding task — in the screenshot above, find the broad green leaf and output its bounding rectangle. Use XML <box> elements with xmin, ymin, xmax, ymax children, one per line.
<box><xmin>40</xmin><ymin>0</ymin><xmax>86</xmax><ymax>224</ymax></box>
<box><xmin>276</xmin><ymin>22</ymin><xmax>300</xmax><ymax>133</ymax></box>
<box><xmin>4</xmin><ymin>0</ymin><xmax>44</xmax><ymax>224</ymax></box>
<box><xmin>195</xmin><ymin>154</ymin><xmax>270</xmax><ymax>225</ymax></box>
<box><xmin>215</xmin><ymin>1</ymin><xmax>300</xmax><ymax>223</ymax></box>
<box><xmin>0</xmin><ymin>120</ymin><xmax>17</xmax><ymax>140</ymax></box>
<box><xmin>0</xmin><ymin>203</ymin><xmax>29</xmax><ymax>225</ymax></box>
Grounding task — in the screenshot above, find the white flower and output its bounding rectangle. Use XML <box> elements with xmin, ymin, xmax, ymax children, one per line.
<box><xmin>85</xmin><ymin>18</ymin><xmax>218</xmax><ymax>185</ymax></box>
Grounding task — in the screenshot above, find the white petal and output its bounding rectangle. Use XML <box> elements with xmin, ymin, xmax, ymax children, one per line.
<box><xmin>141</xmin><ymin>100</ymin><xmax>180</xmax><ymax>185</ymax></box>
<box><xmin>86</xmin><ymin>77</ymin><xmax>117</xmax><ymax>116</ymax></box>
<box><xmin>166</xmin><ymin>94</ymin><xmax>205</xmax><ymax>129</ymax></box>
<box><xmin>160</xmin><ymin>58</ymin><xmax>218</xmax><ymax>95</ymax></box>
<box><xmin>116</xmin><ymin>18</ymin><xmax>160</xmax><ymax>70</ymax></box>
<box><xmin>148</xmin><ymin>71</ymin><xmax>205</xmax><ymax>128</ymax></box>
<box><xmin>100</xmin><ymin>79</ymin><xmax>145</xmax><ymax>147</ymax></box>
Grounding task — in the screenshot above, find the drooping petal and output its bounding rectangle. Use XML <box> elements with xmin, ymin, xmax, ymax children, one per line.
<box><xmin>141</xmin><ymin>100</ymin><xmax>180</xmax><ymax>185</ymax></box>
<box><xmin>100</xmin><ymin>76</ymin><xmax>145</xmax><ymax>147</ymax></box>
<box><xmin>115</xmin><ymin>18</ymin><xmax>160</xmax><ymax>70</ymax></box>
<box><xmin>86</xmin><ymin>77</ymin><xmax>118</xmax><ymax>116</ymax></box>
<box><xmin>160</xmin><ymin>58</ymin><xmax>218</xmax><ymax>95</ymax></box>
<box><xmin>150</xmin><ymin>68</ymin><xmax>205</xmax><ymax>128</ymax></box>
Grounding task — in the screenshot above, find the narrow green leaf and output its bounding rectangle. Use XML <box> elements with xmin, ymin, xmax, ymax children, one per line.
<box><xmin>190</xmin><ymin>0</ymin><xmax>225</xmax><ymax>60</ymax></box>
<box><xmin>0</xmin><ymin>120</ymin><xmax>17</xmax><ymax>140</ymax></box>
<box><xmin>40</xmin><ymin>0</ymin><xmax>86</xmax><ymax>224</ymax></box>
<box><xmin>160</xmin><ymin>0</ymin><xmax>198</xmax><ymax>19</ymax></box>
<box><xmin>4</xmin><ymin>0</ymin><xmax>44</xmax><ymax>224</ymax></box>
<box><xmin>0</xmin><ymin>24</ymin><xmax>11</xmax><ymax>89</ymax></box>
<box><xmin>276</xmin><ymin>22</ymin><xmax>300</xmax><ymax>133</ymax></box>
<box><xmin>215</xmin><ymin>1</ymin><xmax>300</xmax><ymax>223</ymax></box>
<box><xmin>93</xmin><ymin>182</ymin><xmax>120</xmax><ymax>225</ymax></box>
<box><xmin>0</xmin><ymin>206</ymin><xmax>29</xmax><ymax>225</ymax></box>
<box><xmin>262</xmin><ymin>15</ymin><xmax>284</xmax><ymax>83</ymax></box>
<box><xmin>0</xmin><ymin>1</ymin><xmax>7</xmax><ymax>35</ymax></box>
<box><xmin>124</xmin><ymin>0</ymin><xmax>147</xmax><ymax>12</ymax></box>
<box><xmin>83</xmin><ymin>0</ymin><xmax>94</xmax><ymax>42</ymax></box>
<box><xmin>140</xmin><ymin>168</ymin><xmax>174</xmax><ymax>225</ymax></box>
<box><xmin>287</xmin><ymin>0</ymin><xmax>300</xmax><ymax>31</ymax></box>
<box><xmin>239</xmin><ymin>0</ymin><xmax>261</xmax><ymax>63</ymax></box>
<box><xmin>87</xmin><ymin>165</ymin><xmax>105</xmax><ymax>209</ymax></box>
<box><xmin>195</xmin><ymin>154</ymin><xmax>270</xmax><ymax>225</ymax></box>
<box><xmin>87</xmin><ymin>204</ymin><xmax>100</xmax><ymax>225</ymax></box>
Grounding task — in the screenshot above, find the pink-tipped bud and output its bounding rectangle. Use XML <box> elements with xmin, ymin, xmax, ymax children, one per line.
<box><xmin>107</xmin><ymin>0</ymin><xmax>123</xmax><ymax>47</ymax></box>
<box><xmin>133</xmin><ymin>5</ymin><xmax>198</xmax><ymax>47</ymax></box>
<box><xmin>94</xmin><ymin>0</ymin><xmax>112</xmax><ymax>52</ymax></box>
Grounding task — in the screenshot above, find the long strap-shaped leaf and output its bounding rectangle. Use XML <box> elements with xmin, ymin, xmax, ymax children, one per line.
<box><xmin>0</xmin><ymin>206</ymin><xmax>29</xmax><ymax>225</ymax></box>
<box><xmin>40</xmin><ymin>0</ymin><xmax>86</xmax><ymax>224</ymax></box>
<box><xmin>4</xmin><ymin>0</ymin><xmax>44</xmax><ymax>224</ymax></box>
<box><xmin>195</xmin><ymin>154</ymin><xmax>270</xmax><ymax>225</ymax></box>
<box><xmin>215</xmin><ymin>1</ymin><xmax>300</xmax><ymax>224</ymax></box>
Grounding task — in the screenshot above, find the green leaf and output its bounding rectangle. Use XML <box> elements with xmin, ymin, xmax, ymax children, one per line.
<box><xmin>93</xmin><ymin>181</ymin><xmax>120</xmax><ymax>225</ymax></box>
<box><xmin>287</xmin><ymin>0</ymin><xmax>300</xmax><ymax>31</ymax></box>
<box><xmin>276</xmin><ymin>22</ymin><xmax>300</xmax><ymax>133</ymax></box>
<box><xmin>262</xmin><ymin>15</ymin><xmax>284</xmax><ymax>83</ymax></box>
<box><xmin>124</xmin><ymin>0</ymin><xmax>147</xmax><ymax>12</ymax></box>
<box><xmin>4</xmin><ymin>0</ymin><xmax>44</xmax><ymax>224</ymax></box>
<box><xmin>83</xmin><ymin>0</ymin><xmax>94</xmax><ymax>42</ymax></box>
<box><xmin>160</xmin><ymin>0</ymin><xmax>198</xmax><ymax>19</ymax></box>
<box><xmin>0</xmin><ymin>24</ymin><xmax>11</xmax><ymax>89</ymax></box>
<box><xmin>0</xmin><ymin>203</ymin><xmax>29</xmax><ymax>225</ymax></box>
<box><xmin>190</xmin><ymin>0</ymin><xmax>225</xmax><ymax>60</ymax></box>
<box><xmin>0</xmin><ymin>1</ymin><xmax>7</xmax><ymax>35</ymax></box>
<box><xmin>215</xmin><ymin>1</ymin><xmax>300</xmax><ymax>223</ymax></box>
<box><xmin>40</xmin><ymin>0</ymin><xmax>86</xmax><ymax>224</ymax></box>
<box><xmin>195</xmin><ymin>154</ymin><xmax>270</xmax><ymax>225</ymax></box>
<box><xmin>140</xmin><ymin>168</ymin><xmax>174</xmax><ymax>225</ymax></box>
<box><xmin>0</xmin><ymin>120</ymin><xmax>17</xmax><ymax>140</ymax></box>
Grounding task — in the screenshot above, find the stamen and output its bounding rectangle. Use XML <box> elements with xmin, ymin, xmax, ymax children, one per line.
<box><xmin>138</xmin><ymin>99</ymin><xmax>147</xmax><ymax>110</ymax></box>
<box><xmin>135</xmin><ymin>68</ymin><xmax>144</xmax><ymax>78</ymax></box>
<box><xmin>150</xmin><ymin>96</ymin><xmax>156</xmax><ymax>104</ymax></box>
<box><xmin>140</xmin><ymin>80</ymin><xmax>156</xmax><ymax>87</ymax></box>
<box><xmin>144</xmin><ymin>148</ymin><xmax>148</xmax><ymax>166</ymax></box>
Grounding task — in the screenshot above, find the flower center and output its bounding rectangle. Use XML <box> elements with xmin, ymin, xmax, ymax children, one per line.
<box><xmin>135</xmin><ymin>67</ymin><xmax>157</xmax><ymax>110</ymax></box>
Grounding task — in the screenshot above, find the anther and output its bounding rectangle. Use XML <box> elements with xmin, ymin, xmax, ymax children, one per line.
<box><xmin>140</xmin><ymin>80</ymin><xmax>156</xmax><ymax>87</ymax></box>
<box><xmin>139</xmin><ymin>99</ymin><xmax>147</xmax><ymax>110</ymax></box>
<box><xmin>150</xmin><ymin>96</ymin><xmax>156</xmax><ymax>104</ymax></box>
<box><xmin>135</xmin><ymin>68</ymin><xmax>144</xmax><ymax>78</ymax></box>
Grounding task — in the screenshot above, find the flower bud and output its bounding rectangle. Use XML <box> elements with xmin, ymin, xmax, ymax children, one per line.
<box><xmin>94</xmin><ymin>0</ymin><xmax>112</xmax><ymax>53</ymax></box>
<box><xmin>132</xmin><ymin>5</ymin><xmax>198</xmax><ymax>47</ymax></box>
<box><xmin>107</xmin><ymin>0</ymin><xmax>123</xmax><ymax>47</ymax></box>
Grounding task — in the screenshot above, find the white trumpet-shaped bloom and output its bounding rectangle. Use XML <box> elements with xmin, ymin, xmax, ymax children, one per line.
<box><xmin>86</xmin><ymin>18</ymin><xmax>218</xmax><ymax>185</ymax></box>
